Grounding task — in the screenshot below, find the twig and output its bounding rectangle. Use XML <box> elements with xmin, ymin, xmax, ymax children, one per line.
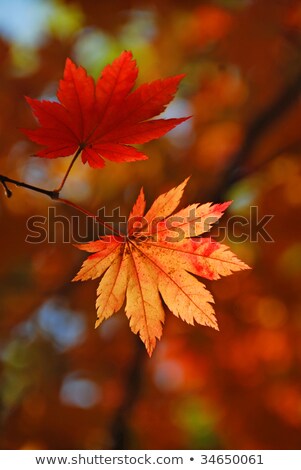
<box><xmin>0</xmin><ymin>178</ymin><xmax>12</xmax><ymax>198</ymax></box>
<box><xmin>0</xmin><ymin>174</ymin><xmax>59</xmax><ymax>199</ymax></box>
<box><xmin>0</xmin><ymin>173</ymin><xmax>120</xmax><ymax>237</ymax></box>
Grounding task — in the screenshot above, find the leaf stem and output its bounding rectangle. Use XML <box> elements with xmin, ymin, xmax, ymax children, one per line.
<box><xmin>57</xmin><ymin>197</ymin><xmax>122</xmax><ymax>237</ymax></box>
<box><xmin>54</xmin><ymin>147</ymin><xmax>82</xmax><ymax>192</ymax></box>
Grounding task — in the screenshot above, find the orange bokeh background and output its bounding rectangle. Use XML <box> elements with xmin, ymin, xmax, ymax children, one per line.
<box><xmin>1</xmin><ymin>0</ymin><xmax>301</xmax><ymax>450</ymax></box>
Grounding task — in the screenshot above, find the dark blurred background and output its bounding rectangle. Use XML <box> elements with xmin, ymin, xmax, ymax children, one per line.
<box><xmin>1</xmin><ymin>0</ymin><xmax>301</xmax><ymax>450</ymax></box>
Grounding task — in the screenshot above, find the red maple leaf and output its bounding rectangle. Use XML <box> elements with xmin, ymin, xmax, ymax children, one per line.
<box><xmin>73</xmin><ymin>178</ymin><xmax>250</xmax><ymax>355</ymax></box>
<box><xmin>23</xmin><ymin>51</ymin><xmax>187</xmax><ymax>168</ymax></box>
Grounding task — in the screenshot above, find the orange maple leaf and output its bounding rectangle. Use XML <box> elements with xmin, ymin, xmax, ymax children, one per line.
<box><xmin>73</xmin><ymin>178</ymin><xmax>250</xmax><ymax>355</ymax></box>
<box><xmin>23</xmin><ymin>51</ymin><xmax>187</xmax><ymax>168</ymax></box>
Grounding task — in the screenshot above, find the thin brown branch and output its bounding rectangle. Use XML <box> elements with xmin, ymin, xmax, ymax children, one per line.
<box><xmin>0</xmin><ymin>174</ymin><xmax>59</xmax><ymax>199</ymax></box>
<box><xmin>0</xmin><ymin>173</ymin><xmax>120</xmax><ymax>237</ymax></box>
<box><xmin>0</xmin><ymin>178</ymin><xmax>12</xmax><ymax>198</ymax></box>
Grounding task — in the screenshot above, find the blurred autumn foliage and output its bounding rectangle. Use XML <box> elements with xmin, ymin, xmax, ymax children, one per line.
<box><xmin>1</xmin><ymin>0</ymin><xmax>301</xmax><ymax>450</ymax></box>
